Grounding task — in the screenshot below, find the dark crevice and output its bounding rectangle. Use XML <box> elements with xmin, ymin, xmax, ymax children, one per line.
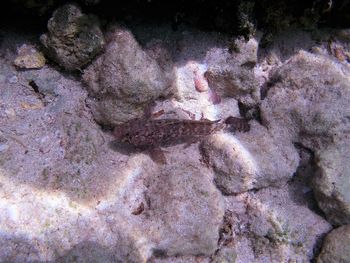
<box><xmin>28</xmin><ymin>80</ymin><xmax>42</xmax><ymax>96</ymax></box>
<box><xmin>310</xmin><ymin>230</ymin><xmax>330</xmax><ymax>263</ymax></box>
<box><xmin>211</xmin><ymin>209</ymin><xmax>235</xmax><ymax>261</ymax></box>
<box><xmin>248</xmin><ymin>183</ymin><xmax>288</xmax><ymax>195</ymax></box>
<box><xmin>151</xmin><ymin>248</ymin><xmax>168</xmax><ymax>258</ymax></box>
<box><xmin>238</xmin><ymin>101</ymin><xmax>263</xmax><ymax>125</ymax></box>
<box><xmin>96</xmin><ymin>121</ymin><xmax>114</xmax><ymax>133</ymax></box>
<box><xmin>240</xmin><ymin>60</ymin><xmax>257</xmax><ymax>69</ymax></box>
<box><xmin>28</xmin><ymin>80</ymin><xmax>50</xmax><ymax>106</ymax></box>
<box><xmin>260</xmin><ymin>74</ymin><xmax>282</xmax><ymax>100</ymax></box>
<box><xmin>218</xmin><ymin>210</ymin><xmax>235</xmax><ymax>246</ymax></box>
<box><xmin>289</xmin><ymin>142</ymin><xmax>326</xmax><ymax>218</ymax></box>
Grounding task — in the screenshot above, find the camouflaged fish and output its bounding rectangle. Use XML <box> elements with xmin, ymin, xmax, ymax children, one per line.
<box><xmin>112</xmin><ymin>112</ymin><xmax>250</xmax><ymax>164</ymax></box>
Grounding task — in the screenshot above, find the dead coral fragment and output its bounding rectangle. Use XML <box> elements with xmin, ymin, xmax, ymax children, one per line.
<box><xmin>14</xmin><ymin>44</ymin><xmax>46</xmax><ymax>69</ymax></box>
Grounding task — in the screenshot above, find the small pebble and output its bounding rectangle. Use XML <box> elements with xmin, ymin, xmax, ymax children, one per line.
<box><xmin>0</xmin><ymin>144</ymin><xmax>9</xmax><ymax>152</ymax></box>
<box><xmin>14</xmin><ymin>44</ymin><xmax>46</xmax><ymax>69</ymax></box>
<box><xmin>5</xmin><ymin>108</ymin><xmax>16</xmax><ymax>118</ymax></box>
<box><xmin>8</xmin><ymin>75</ymin><xmax>18</xmax><ymax>84</ymax></box>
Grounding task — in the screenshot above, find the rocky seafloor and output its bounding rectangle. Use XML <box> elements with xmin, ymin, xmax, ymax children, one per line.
<box><xmin>1</xmin><ymin>1</ymin><xmax>350</xmax><ymax>262</ymax></box>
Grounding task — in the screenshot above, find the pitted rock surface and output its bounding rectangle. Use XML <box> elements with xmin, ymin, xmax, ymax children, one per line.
<box><xmin>40</xmin><ymin>4</ymin><xmax>104</xmax><ymax>71</ymax></box>
<box><xmin>261</xmin><ymin>50</ymin><xmax>350</xmax><ymax>226</ymax></box>
<box><xmin>83</xmin><ymin>26</ymin><xmax>175</xmax><ymax>125</ymax></box>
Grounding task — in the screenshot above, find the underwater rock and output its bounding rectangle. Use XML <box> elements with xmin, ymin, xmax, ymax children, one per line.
<box><xmin>261</xmin><ymin>50</ymin><xmax>350</xmax><ymax>226</ymax></box>
<box><xmin>83</xmin><ymin>25</ymin><xmax>174</xmax><ymax>125</ymax></box>
<box><xmin>317</xmin><ymin>225</ymin><xmax>350</xmax><ymax>263</ymax></box>
<box><xmin>205</xmin><ymin>37</ymin><xmax>260</xmax><ymax>107</ymax></box>
<box><xmin>40</xmin><ymin>3</ymin><xmax>104</xmax><ymax>71</ymax></box>
<box><xmin>201</xmin><ymin>122</ymin><xmax>299</xmax><ymax>194</ymax></box>
<box><xmin>14</xmin><ymin>44</ymin><xmax>45</xmax><ymax>69</ymax></box>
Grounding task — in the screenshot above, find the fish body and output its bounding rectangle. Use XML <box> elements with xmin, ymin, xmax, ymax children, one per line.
<box><xmin>113</xmin><ymin>116</ymin><xmax>249</xmax><ymax>148</ymax></box>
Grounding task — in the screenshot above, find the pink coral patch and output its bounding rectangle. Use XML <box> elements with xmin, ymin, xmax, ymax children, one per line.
<box><xmin>194</xmin><ymin>73</ymin><xmax>209</xmax><ymax>92</ymax></box>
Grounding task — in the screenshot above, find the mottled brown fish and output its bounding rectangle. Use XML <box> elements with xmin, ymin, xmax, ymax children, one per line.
<box><xmin>112</xmin><ymin>115</ymin><xmax>250</xmax><ymax>164</ymax></box>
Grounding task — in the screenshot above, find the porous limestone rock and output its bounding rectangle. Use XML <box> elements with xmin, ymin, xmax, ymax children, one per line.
<box><xmin>95</xmin><ymin>146</ymin><xmax>225</xmax><ymax>258</ymax></box>
<box><xmin>244</xmin><ymin>185</ymin><xmax>331</xmax><ymax>262</ymax></box>
<box><xmin>261</xmin><ymin>50</ymin><xmax>350</xmax><ymax>226</ymax></box>
<box><xmin>14</xmin><ymin>44</ymin><xmax>45</xmax><ymax>69</ymax></box>
<box><xmin>210</xmin><ymin>181</ymin><xmax>332</xmax><ymax>263</ymax></box>
<box><xmin>144</xmin><ymin>151</ymin><xmax>225</xmax><ymax>256</ymax></box>
<box><xmin>200</xmin><ymin>122</ymin><xmax>299</xmax><ymax>194</ymax></box>
<box><xmin>317</xmin><ymin>225</ymin><xmax>350</xmax><ymax>263</ymax></box>
<box><xmin>261</xmin><ymin>50</ymin><xmax>350</xmax><ymax>148</ymax></box>
<box><xmin>313</xmin><ymin>141</ymin><xmax>350</xmax><ymax>226</ymax></box>
<box><xmin>40</xmin><ymin>3</ymin><xmax>104</xmax><ymax>71</ymax></box>
<box><xmin>204</xmin><ymin>37</ymin><xmax>260</xmax><ymax>107</ymax></box>
<box><xmin>83</xmin><ymin>25</ymin><xmax>174</xmax><ymax>125</ymax></box>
